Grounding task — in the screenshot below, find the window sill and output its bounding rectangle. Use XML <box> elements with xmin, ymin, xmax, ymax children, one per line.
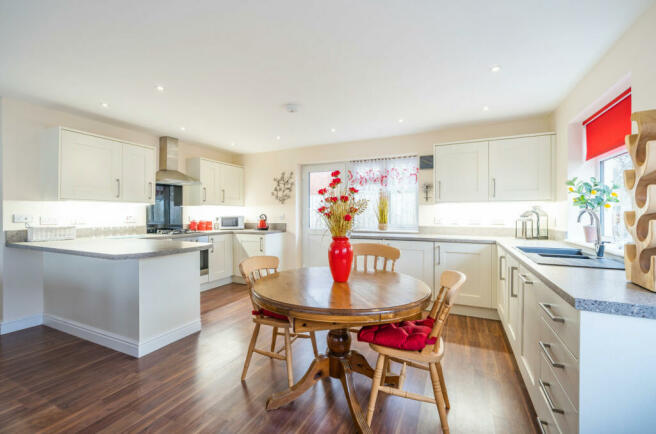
<box><xmin>564</xmin><ymin>239</ymin><xmax>625</xmax><ymax>259</ymax></box>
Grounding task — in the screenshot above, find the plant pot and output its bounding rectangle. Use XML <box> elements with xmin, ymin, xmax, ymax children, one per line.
<box><xmin>378</xmin><ymin>223</ymin><xmax>388</xmax><ymax>231</ymax></box>
<box><xmin>328</xmin><ymin>237</ymin><xmax>353</xmax><ymax>282</ymax></box>
<box><xmin>582</xmin><ymin>224</ymin><xmax>597</xmax><ymax>243</ymax></box>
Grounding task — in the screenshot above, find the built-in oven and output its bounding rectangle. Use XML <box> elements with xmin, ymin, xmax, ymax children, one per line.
<box><xmin>184</xmin><ymin>236</ymin><xmax>209</xmax><ymax>277</ymax></box>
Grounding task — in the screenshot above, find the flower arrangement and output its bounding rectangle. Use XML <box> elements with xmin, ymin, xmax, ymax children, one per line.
<box><xmin>566</xmin><ymin>176</ymin><xmax>620</xmax><ymax>210</ymax></box>
<box><xmin>317</xmin><ymin>170</ymin><xmax>368</xmax><ymax>237</ymax></box>
<box><xmin>376</xmin><ymin>190</ymin><xmax>389</xmax><ymax>230</ymax></box>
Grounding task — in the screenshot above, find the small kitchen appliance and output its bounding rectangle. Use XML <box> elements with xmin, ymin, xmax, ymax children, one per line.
<box><xmin>219</xmin><ymin>216</ymin><xmax>245</xmax><ymax>230</ymax></box>
<box><xmin>257</xmin><ymin>214</ymin><xmax>269</xmax><ymax>230</ymax></box>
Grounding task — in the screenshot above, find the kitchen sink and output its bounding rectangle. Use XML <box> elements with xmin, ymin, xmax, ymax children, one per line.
<box><xmin>516</xmin><ymin>246</ymin><xmax>624</xmax><ymax>270</ymax></box>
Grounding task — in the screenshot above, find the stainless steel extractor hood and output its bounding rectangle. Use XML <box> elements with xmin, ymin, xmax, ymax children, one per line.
<box><xmin>156</xmin><ymin>136</ymin><xmax>200</xmax><ymax>185</ymax></box>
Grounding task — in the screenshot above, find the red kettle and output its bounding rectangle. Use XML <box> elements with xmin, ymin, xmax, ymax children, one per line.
<box><xmin>257</xmin><ymin>214</ymin><xmax>269</xmax><ymax>230</ymax></box>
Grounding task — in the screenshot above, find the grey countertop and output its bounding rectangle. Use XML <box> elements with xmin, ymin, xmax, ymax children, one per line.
<box><xmin>352</xmin><ymin>231</ymin><xmax>656</xmax><ymax>320</ymax></box>
<box><xmin>139</xmin><ymin>229</ymin><xmax>284</xmax><ymax>240</ymax></box>
<box><xmin>6</xmin><ymin>238</ymin><xmax>211</xmax><ymax>260</ymax></box>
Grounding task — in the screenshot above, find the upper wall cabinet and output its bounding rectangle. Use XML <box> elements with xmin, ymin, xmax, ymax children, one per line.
<box><xmin>434</xmin><ymin>133</ymin><xmax>554</xmax><ymax>203</ymax></box>
<box><xmin>43</xmin><ymin>128</ymin><xmax>155</xmax><ymax>203</ymax></box>
<box><xmin>434</xmin><ymin>141</ymin><xmax>489</xmax><ymax>202</ymax></box>
<box><xmin>488</xmin><ymin>135</ymin><xmax>553</xmax><ymax>201</ymax></box>
<box><xmin>185</xmin><ymin>158</ymin><xmax>244</xmax><ymax>206</ymax></box>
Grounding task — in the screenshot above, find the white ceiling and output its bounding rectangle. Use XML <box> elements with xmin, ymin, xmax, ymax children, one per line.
<box><xmin>0</xmin><ymin>0</ymin><xmax>652</xmax><ymax>153</ymax></box>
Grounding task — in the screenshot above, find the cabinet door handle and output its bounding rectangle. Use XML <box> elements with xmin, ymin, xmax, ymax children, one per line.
<box><xmin>259</xmin><ymin>237</ymin><xmax>264</xmax><ymax>253</ymax></box>
<box><xmin>539</xmin><ymin>379</ymin><xmax>564</xmax><ymax>414</ymax></box>
<box><xmin>222</xmin><ymin>189</ymin><xmax>226</xmax><ymax>203</ymax></box>
<box><xmin>536</xmin><ymin>417</ymin><xmax>549</xmax><ymax>434</ymax></box>
<box><xmin>203</xmin><ymin>187</ymin><xmax>207</xmax><ymax>202</ymax></box>
<box><xmin>437</xmin><ymin>180</ymin><xmax>441</xmax><ymax>200</ymax></box>
<box><xmin>498</xmin><ymin>255</ymin><xmax>505</xmax><ymax>280</ymax></box>
<box><xmin>519</xmin><ymin>274</ymin><xmax>533</xmax><ymax>285</ymax></box>
<box><xmin>148</xmin><ymin>181</ymin><xmax>153</xmax><ymax>200</ymax></box>
<box><xmin>492</xmin><ymin>177</ymin><xmax>496</xmax><ymax>198</ymax></box>
<box><xmin>116</xmin><ymin>178</ymin><xmax>120</xmax><ymax>198</ymax></box>
<box><xmin>539</xmin><ymin>302</ymin><xmax>565</xmax><ymax>323</ymax></box>
<box><xmin>435</xmin><ymin>245</ymin><xmax>440</xmax><ymax>265</ymax></box>
<box><xmin>509</xmin><ymin>266</ymin><xmax>518</xmax><ymax>297</ymax></box>
<box><xmin>539</xmin><ymin>341</ymin><xmax>565</xmax><ymax>369</ymax></box>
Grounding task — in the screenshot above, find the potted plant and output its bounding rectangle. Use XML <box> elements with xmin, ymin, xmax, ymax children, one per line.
<box><xmin>376</xmin><ymin>190</ymin><xmax>389</xmax><ymax>231</ymax></box>
<box><xmin>566</xmin><ymin>176</ymin><xmax>620</xmax><ymax>242</ymax></box>
<box><xmin>317</xmin><ymin>171</ymin><xmax>368</xmax><ymax>282</ymax></box>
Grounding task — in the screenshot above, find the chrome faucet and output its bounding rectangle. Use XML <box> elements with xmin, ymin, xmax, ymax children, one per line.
<box><xmin>577</xmin><ymin>209</ymin><xmax>608</xmax><ymax>257</ymax></box>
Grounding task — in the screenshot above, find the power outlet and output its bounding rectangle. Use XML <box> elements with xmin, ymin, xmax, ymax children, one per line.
<box><xmin>12</xmin><ymin>214</ymin><xmax>33</xmax><ymax>224</ymax></box>
<box><xmin>40</xmin><ymin>216</ymin><xmax>58</xmax><ymax>225</ymax></box>
<box><xmin>125</xmin><ymin>215</ymin><xmax>136</xmax><ymax>223</ymax></box>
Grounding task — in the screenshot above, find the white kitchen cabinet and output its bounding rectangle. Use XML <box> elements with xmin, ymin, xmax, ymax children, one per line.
<box><xmin>434</xmin><ymin>141</ymin><xmax>488</xmax><ymax>202</ymax></box>
<box><xmin>186</xmin><ymin>158</ymin><xmax>244</xmax><ymax>206</ymax></box>
<box><xmin>519</xmin><ymin>266</ymin><xmax>540</xmax><ymax>387</ymax></box>
<box><xmin>434</xmin><ymin>242</ymin><xmax>492</xmax><ymax>307</ymax></box>
<box><xmin>506</xmin><ymin>253</ymin><xmax>522</xmax><ymax>352</ymax></box>
<box><xmin>43</xmin><ymin>127</ymin><xmax>156</xmax><ymax>203</ymax></box>
<box><xmin>233</xmin><ymin>233</ymin><xmax>283</xmax><ymax>276</ymax></box>
<box><xmin>121</xmin><ymin>143</ymin><xmax>156</xmax><ymax>203</ymax></box>
<box><xmin>384</xmin><ymin>240</ymin><xmax>433</xmax><ymax>290</ymax></box>
<box><xmin>496</xmin><ymin>245</ymin><xmax>509</xmax><ymax>323</ymax></box>
<box><xmin>208</xmin><ymin>234</ymin><xmax>233</xmax><ymax>282</ymax></box>
<box><xmin>489</xmin><ymin>134</ymin><xmax>553</xmax><ymax>201</ymax></box>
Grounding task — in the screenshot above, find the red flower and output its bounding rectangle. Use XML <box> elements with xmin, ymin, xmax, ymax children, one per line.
<box><xmin>328</xmin><ymin>181</ymin><xmax>335</xmax><ymax>188</ymax></box>
<box><xmin>349</xmin><ymin>187</ymin><xmax>359</xmax><ymax>194</ymax></box>
<box><xmin>331</xmin><ymin>170</ymin><xmax>341</xmax><ymax>177</ymax></box>
<box><xmin>318</xmin><ymin>206</ymin><xmax>326</xmax><ymax>213</ymax></box>
<box><xmin>340</xmin><ymin>195</ymin><xmax>349</xmax><ymax>202</ymax></box>
<box><xmin>344</xmin><ymin>214</ymin><xmax>352</xmax><ymax>221</ymax></box>
<box><xmin>325</xmin><ymin>212</ymin><xmax>332</xmax><ymax>218</ymax></box>
<box><xmin>350</xmin><ymin>207</ymin><xmax>358</xmax><ymax>213</ymax></box>
<box><xmin>329</xmin><ymin>196</ymin><xmax>338</xmax><ymax>203</ymax></box>
<box><xmin>332</xmin><ymin>177</ymin><xmax>341</xmax><ymax>185</ymax></box>
<box><xmin>318</xmin><ymin>188</ymin><xmax>327</xmax><ymax>195</ymax></box>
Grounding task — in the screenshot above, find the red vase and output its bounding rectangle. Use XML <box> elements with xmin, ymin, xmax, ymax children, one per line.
<box><xmin>328</xmin><ymin>237</ymin><xmax>353</xmax><ymax>282</ymax></box>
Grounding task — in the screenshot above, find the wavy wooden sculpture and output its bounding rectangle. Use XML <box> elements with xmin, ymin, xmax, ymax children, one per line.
<box><xmin>625</xmin><ymin>110</ymin><xmax>656</xmax><ymax>291</ymax></box>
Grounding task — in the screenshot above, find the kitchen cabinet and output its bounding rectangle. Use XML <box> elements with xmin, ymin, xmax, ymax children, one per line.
<box><xmin>489</xmin><ymin>134</ymin><xmax>553</xmax><ymax>201</ymax></box>
<box><xmin>506</xmin><ymin>253</ymin><xmax>522</xmax><ymax>352</ymax></box>
<box><xmin>496</xmin><ymin>245</ymin><xmax>508</xmax><ymax>322</ymax></box>
<box><xmin>434</xmin><ymin>141</ymin><xmax>488</xmax><ymax>202</ymax></box>
<box><xmin>186</xmin><ymin>158</ymin><xmax>244</xmax><ymax>206</ymax></box>
<box><xmin>208</xmin><ymin>234</ymin><xmax>233</xmax><ymax>282</ymax></box>
<box><xmin>43</xmin><ymin>127</ymin><xmax>156</xmax><ymax>203</ymax></box>
<box><xmin>384</xmin><ymin>240</ymin><xmax>434</xmax><ymax>290</ymax></box>
<box><xmin>434</xmin><ymin>242</ymin><xmax>492</xmax><ymax>307</ymax></box>
<box><xmin>233</xmin><ymin>233</ymin><xmax>283</xmax><ymax>277</ymax></box>
<box><xmin>519</xmin><ymin>266</ymin><xmax>540</xmax><ymax>387</ymax></box>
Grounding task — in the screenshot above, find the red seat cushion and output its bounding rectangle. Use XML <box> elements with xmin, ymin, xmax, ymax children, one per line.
<box><xmin>357</xmin><ymin>318</ymin><xmax>437</xmax><ymax>351</ymax></box>
<box><xmin>252</xmin><ymin>309</ymin><xmax>288</xmax><ymax>321</ymax></box>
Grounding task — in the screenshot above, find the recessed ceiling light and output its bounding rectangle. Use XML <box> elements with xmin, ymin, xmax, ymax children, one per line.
<box><xmin>490</xmin><ymin>65</ymin><xmax>502</xmax><ymax>73</ymax></box>
<box><xmin>398</xmin><ymin>118</ymin><xmax>404</xmax><ymax>123</ymax></box>
<box><xmin>483</xmin><ymin>106</ymin><xmax>489</xmax><ymax>111</ymax></box>
<box><xmin>180</xmin><ymin>126</ymin><xmax>186</xmax><ymax>131</ymax></box>
<box><xmin>156</xmin><ymin>85</ymin><xmax>164</xmax><ymax>92</ymax></box>
<box><xmin>276</xmin><ymin>136</ymin><xmax>281</xmax><ymax>140</ymax></box>
<box><xmin>331</xmin><ymin>128</ymin><xmax>336</xmax><ymax>133</ymax></box>
<box><xmin>101</xmin><ymin>102</ymin><xmax>109</xmax><ymax>108</ymax></box>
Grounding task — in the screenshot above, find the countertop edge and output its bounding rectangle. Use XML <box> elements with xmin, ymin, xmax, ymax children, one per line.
<box><xmin>6</xmin><ymin>241</ymin><xmax>210</xmax><ymax>260</ymax></box>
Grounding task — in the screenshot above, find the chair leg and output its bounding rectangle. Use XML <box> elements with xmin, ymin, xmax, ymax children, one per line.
<box><xmin>429</xmin><ymin>363</ymin><xmax>450</xmax><ymax>433</ymax></box>
<box><xmin>381</xmin><ymin>357</ymin><xmax>391</xmax><ymax>385</ymax></box>
<box><xmin>270</xmin><ymin>327</ymin><xmax>278</xmax><ymax>352</ymax></box>
<box><xmin>284</xmin><ymin>328</ymin><xmax>294</xmax><ymax>387</ymax></box>
<box><xmin>398</xmin><ymin>362</ymin><xmax>407</xmax><ymax>389</ymax></box>
<box><xmin>366</xmin><ymin>354</ymin><xmax>386</xmax><ymax>426</ymax></box>
<box><xmin>241</xmin><ymin>322</ymin><xmax>261</xmax><ymax>382</ymax></box>
<box><xmin>436</xmin><ymin>362</ymin><xmax>450</xmax><ymax>409</ymax></box>
<box><xmin>309</xmin><ymin>331</ymin><xmax>319</xmax><ymax>358</ymax></box>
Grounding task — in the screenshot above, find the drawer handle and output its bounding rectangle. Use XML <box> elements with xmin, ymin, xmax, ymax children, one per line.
<box><xmin>519</xmin><ymin>274</ymin><xmax>533</xmax><ymax>285</ymax></box>
<box><xmin>498</xmin><ymin>255</ymin><xmax>505</xmax><ymax>280</ymax></box>
<box><xmin>510</xmin><ymin>266</ymin><xmax>519</xmax><ymax>297</ymax></box>
<box><xmin>539</xmin><ymin>379</ymin><xmax>564</xmax><ymax>414</ymax></box>
<box><xmin>539</xmin><ymin>302</ymin><xmax>565</xmax><ymax>323</ymax></box>
<box><xmin>539</xmin><ymin>341</ymin><xmax>565</xmax><ymax>369</ymax></box>
<box><xmin>536</xmin><ymin>417</ymin><xmax>549</xmax><ymax>434</ymax></box>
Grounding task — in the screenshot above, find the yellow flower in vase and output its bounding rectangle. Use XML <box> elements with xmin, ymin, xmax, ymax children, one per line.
<box><xmin>604</xmin><ymin>203</ymin><xmax>611</xmax><ymax>208</ymax></box>
<box><xmin>590</xmin><ymin>190</ymin><xmax>597</xmax><ymax>195</ymax></box>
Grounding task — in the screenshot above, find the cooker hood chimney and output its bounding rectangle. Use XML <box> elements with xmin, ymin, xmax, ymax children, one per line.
<box><xmin>156</xmin><ymin>136</ymin><xmax>199</xmax><ymax>185</ymax></box>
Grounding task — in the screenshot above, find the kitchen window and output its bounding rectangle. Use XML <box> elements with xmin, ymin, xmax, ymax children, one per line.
<box><xmin>600</xmin><ymin>151</ymin><xmax>632</xmax><ymax>244</ymax></box>
<box><xmin>347</xmin><ymin>156</ymin><xmax>419</xmax><ymax>230</ymax></box>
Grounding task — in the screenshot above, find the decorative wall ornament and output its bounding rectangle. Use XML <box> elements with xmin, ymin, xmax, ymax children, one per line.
<box><xmin>272</xmin><ymin>171</ymin><xmax>294</xmax><ymax>204</ymax></box>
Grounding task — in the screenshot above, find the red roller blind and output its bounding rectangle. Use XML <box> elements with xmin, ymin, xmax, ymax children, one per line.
<box><xmin>583</xmin><ymin>88</ymin><xmax>631</xmax><ymax>160</ymax></box>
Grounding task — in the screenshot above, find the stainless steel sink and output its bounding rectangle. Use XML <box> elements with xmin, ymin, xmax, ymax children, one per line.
<box><xmin>516</xmin><ymin>246</ymin><xmax>624</xmax><ymax>270</ymax></box>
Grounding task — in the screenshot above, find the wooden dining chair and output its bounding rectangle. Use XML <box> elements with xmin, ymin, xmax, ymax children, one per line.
<box><xmin>239</xmin><ymin>256</ymin><xmax>319</xmax><ymax>387</ymax></box>
<box><xmin>352</xmin><ymin>243</ymin><xmax>400</xmax><ymax>272</ymax></box>
<box><xmin>359</xmin><ymin>269</ymin><xmax>466</xmax><ymax>433</ymax></box>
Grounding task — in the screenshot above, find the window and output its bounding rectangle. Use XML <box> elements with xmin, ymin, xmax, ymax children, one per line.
<box><xmin>308</xmin><ymin>170</ymin><xmax>335</xmax><ymax>231</ymax></box>
<box><xmin>347</xmin><ymin>156</ymin><xmax>419</xmax><ymax>230</ymax></box>
<box><xmin>600</xmin><ymin>152</ymin><xmax>632</xmax><ymax>244</ymax></box>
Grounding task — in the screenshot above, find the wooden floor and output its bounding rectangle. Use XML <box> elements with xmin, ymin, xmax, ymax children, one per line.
<box><xmin>0</xmin><ymin>284</ymin><xmax>538</xmax><ymax>433</ymax></box>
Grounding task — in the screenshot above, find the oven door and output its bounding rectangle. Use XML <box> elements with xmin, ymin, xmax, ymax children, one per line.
<box><xmin>185</xmin><ymin>236</ymin><xmax>210</xmax><ymax>282</ymax></box>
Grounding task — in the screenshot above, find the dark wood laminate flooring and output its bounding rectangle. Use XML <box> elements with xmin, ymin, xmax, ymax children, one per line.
<box><xmin>0</xmin><ymin>283</ymin><xmax>538</xmax><ymax>433</ymax></box>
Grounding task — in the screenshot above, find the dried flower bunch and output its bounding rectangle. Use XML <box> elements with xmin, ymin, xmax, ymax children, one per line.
<box><xmin>376</xmin><ymin>190</ymin><xmax>389</xmax><ymax>224</ymax></box>
<box><xmin>317</xmin><ymin>170</ymin><xmax>368</xmax><ymax>237</ymax></box>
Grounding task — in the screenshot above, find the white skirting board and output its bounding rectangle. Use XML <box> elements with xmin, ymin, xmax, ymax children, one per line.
<box><xmin>451</xmin><ymin>305</ymin><xmax>500</xmax><ymax>320</ymax></box>
<box><xmin>200</xmin><ymin>277</ymin><xmax>233</xmax><ymax>291</ymax></box>
<box><xmin>0</xmin><ymin>314</ymin><xmax>44</xmax><ymax>335</ymax></box>
<box><xmin>43</xmin><ymin>314</ymin><xmax>201</xmax><ymax>358</ymax></box>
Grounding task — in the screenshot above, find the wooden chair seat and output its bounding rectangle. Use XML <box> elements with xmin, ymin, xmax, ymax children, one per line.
<box><xmin>370</xmin><ymin>337</ymin><xmax>445</xmax><ymax>364</ymax></box>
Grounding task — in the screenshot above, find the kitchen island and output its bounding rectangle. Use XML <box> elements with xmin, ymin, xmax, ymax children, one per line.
<box><xmin>7</xmin><ymin>238</ymin><xmax>210</xmax><ymax>357</ymax></box>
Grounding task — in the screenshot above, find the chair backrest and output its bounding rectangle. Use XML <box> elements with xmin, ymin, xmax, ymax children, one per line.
<box><xmin>422</xmin><ymin>270</ymin><xmax>466</xmax><ymax>355</ymax></box>
<box><xmin>352</xmin><ymin>243</ymin><xmax>401</xmax><ymax>272</ymax></box>
<box><xmin>239</xmin><ymin>256</ymin><xmax>279</xmax><ymax>288</ymax></box>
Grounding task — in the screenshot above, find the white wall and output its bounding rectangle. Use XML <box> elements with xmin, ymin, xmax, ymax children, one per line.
<box><xmin>553</xmin><ymin>1</ymin><xmax>656</xmax><ymax>242</ymax></box>
<box><xmin>242</xmin><ymin>114</ymin><xmax>555</xmax><ymax>269</ymax></box>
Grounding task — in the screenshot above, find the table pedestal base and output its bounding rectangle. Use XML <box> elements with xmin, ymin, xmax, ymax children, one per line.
<box><xmin>266</xmin><ymin>328</ymin><xmax>399</xmax><ymax>434</ymax></box>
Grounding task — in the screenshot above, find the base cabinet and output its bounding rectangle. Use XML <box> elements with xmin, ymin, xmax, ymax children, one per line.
<box><xmin>496</xmin><ymin>245</ymin><xmax>509</xmax><ymax>322</ymax></box>
<box><xmin>233</xmin><ymin>233</ymin><xmax>283</xmax><ymax>276</ymax></box>
<box><xmin>384</xmin><ymin>240</ymin><xmax>434</xmax><ymax>290</ymax></box>
<box><xmin>434</xmin><ymin>242</ymin><xmax>493</xmax><ymax>307</ymax></box>
<box><xmin>208</xmin><ymin>234</ymin><xmax>233</xmax><ymax>282</ymax></box>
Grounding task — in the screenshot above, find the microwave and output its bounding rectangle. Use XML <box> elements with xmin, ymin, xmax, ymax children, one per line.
<box><xmin>219</xmin><ymin>216</ymin><xmax>245</xmax><ymax>230</ymax></box>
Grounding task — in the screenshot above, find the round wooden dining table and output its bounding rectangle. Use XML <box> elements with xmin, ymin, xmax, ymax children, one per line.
<box><xmin>252</xmin><ymin>266</ymin><xmax>432</xmax><ymax>434</ymax></box>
